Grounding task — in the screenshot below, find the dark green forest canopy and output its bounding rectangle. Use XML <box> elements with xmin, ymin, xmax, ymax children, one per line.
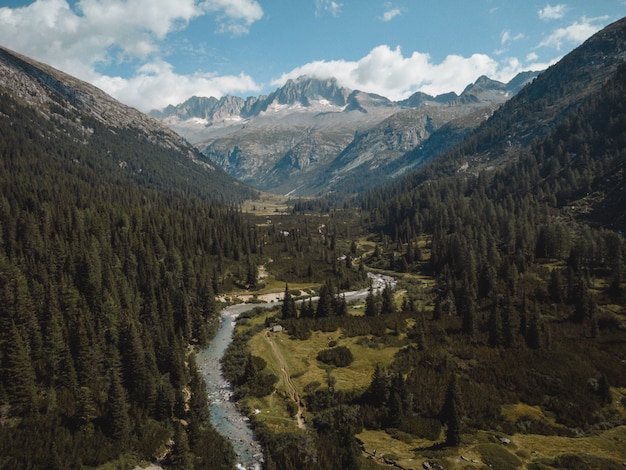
<box><xmin>0</xmin><ymin>90</ymin><xmax>256</xmax><ymax>468</ymax></box>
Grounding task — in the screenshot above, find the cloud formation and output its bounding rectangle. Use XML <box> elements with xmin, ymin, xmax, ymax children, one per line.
<box><xmin>315</xmin><ymin>0</ymin><xmax>343</xmax><ymax>17</ymax></box>
<box><xmin>0</xmin><ymin>0</ymin><xmax>264</xmax><ymax>110</ymax></box>
<box><xmin>202</xmin><ymin>0</ymin><xmax>264</xmax><ymax>35</ymax></box>
<box><xmin>0</xmin><ymin>1</ymin><xmax>611</xmax><ymax>112</ymax></box>
<box><xmin>538</xmin><ymin>16</ymin><xmax>607</xmax><ymax>50</ymax></box>
<box><xmin>539</xmin><ymin>4</ymin><xmax>567</xmax><ymax>21</ymax></box>
<box><xmin>95</xmin><ymin>59</ymin><xmax>260</xmax><ymax>111</ymax></box>
<box><xmin>271</xmin><ymin>45</ymin><xmax>544</xmax><ymax>100</ymax></box>
<box><xmin>380</xmin><ymin>3</ymin><xmax>403</xmax><ymax>22</ymax></box>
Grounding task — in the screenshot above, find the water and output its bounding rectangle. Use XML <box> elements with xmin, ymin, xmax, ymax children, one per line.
<box><xmin>197</xmin><ymin>303</ymin><xmax>272</xmax><ymax>470</ymax></box>
<box><xmin>196</xmin><ymin>279</ymin><xmax>391</xmax><ymax>469</ymax></box>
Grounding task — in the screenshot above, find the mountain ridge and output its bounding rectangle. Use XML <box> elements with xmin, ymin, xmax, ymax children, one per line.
<box><xmin>0</xmin><ymin>44</ymin><xmax>256</xmax><ymax>203</ymax></box>
<box><xmin>153</xmin><ymin>73</ymin><xmax>539</xmax><ymax>196</ymax></box>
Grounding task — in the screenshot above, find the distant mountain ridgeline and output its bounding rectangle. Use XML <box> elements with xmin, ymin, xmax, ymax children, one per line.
<box><xmin>152</xmin><ymin>73</ymin><xmax>539</xmax><ymax>196</ymax></box>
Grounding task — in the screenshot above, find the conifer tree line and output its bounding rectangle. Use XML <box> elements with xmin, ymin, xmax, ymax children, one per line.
<box><xmin>0</xmin><ymin>91</ymin><xmax>264</xmax><ymax>467</ymax></box>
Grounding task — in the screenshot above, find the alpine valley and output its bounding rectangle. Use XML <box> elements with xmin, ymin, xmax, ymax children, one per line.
<box><xmin>0</xmin><ymin>14</ymin><xmax>625</xmax><ymax>470</ymax></box>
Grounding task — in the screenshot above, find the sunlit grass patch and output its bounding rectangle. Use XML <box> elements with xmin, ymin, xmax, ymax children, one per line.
<box><xmin>510</xmin><ymin>425</ymin><xmax>626</xmax><ymax>463</ymax></box>
<box><xmin>245</xmin><ymin>393</ymin><xmax>298</xmax><ymax>433</ymax></box>
<box><xmin>241</xmin><ymin>192</ymin><xmax>290</xmax><ymax>215</ymax></box>
<box><xmin>247</xmin><ymin>323</ymin><xmax>401</xmax><ymax>403</ymax></box>
<box><xmin>501</xmin><ymin>403</ymin><xmax>550</xmax><ymax>423</ymax></box>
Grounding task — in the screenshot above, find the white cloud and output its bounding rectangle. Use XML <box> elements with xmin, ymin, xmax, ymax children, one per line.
<box><xmin>380</xmin><ymin>3</ymin><xmax>403</xmax><ymax>22</ymax></box>
<box><xmin>315</xmin><ymin>0</ymin><xmax>343</xmax><ymax>17</ymax></box>
<box><xmin>201</xmin><ymin>0</ymin><xmax>264</xmax><ymax>35</ymax></box>
<box><xmin>0</xmin><ymin>0</ymin><xmax>264</xmax><ymax>111</ymax></box>
<box><xmin>538</xmin><ymin>16</ymin><xmax>607</xmax><ymax>50</ymax></box>
<box><xmin>270</xmin><ymin>45</ymin><xmax>529</xmax><ymax>100</ymax></box>
<box><xmin>94</xmin><ymin>59</ymin><xmax>260</xmax><ymax>111</ymax></box>
<box><xmin>501</xmin><ymin>30</ymin><xmax>524</xmax><ymax>46</ymax></box>
<box><xmin>538</xmin><ymin>4</ymin><xmax>567</xmax><ymax>21</ymax></box>
<box><xmin>526</xmin><ymin>52</ymin><xmax>539</xmax><ymax>62</ymax></box>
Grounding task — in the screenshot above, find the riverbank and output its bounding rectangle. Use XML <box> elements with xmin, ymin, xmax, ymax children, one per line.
<box><xmin>197</xmin><ymin>304</ymin><xmax>273</xmax><ymax>470</ymax></box>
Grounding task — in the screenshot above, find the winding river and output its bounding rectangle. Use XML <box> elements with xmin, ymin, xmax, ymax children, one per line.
<box><xmin>196</xmin><ymin>273</ymin><xmax>396</xmax><ymax>469</ymax></box>
<box><xmin>197</xmin><ymin>303</ymin><xmax>270</xmax><ymax>470</ymax></box>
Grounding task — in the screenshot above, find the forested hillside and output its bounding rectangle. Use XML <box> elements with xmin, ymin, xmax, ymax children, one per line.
<box><xmin>0</xmin><ymin>84</ymin><xmax>259</xmax><ymax>466</ymax></box>
<box><xmin>343</xmin><ymin>33</ymin><xmax>626</xmax><ymax>469</ymax></box>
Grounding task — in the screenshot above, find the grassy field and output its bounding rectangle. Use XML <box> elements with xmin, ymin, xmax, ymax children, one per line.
<box><xmin>241</xmin><ymin>191</ymin><xmax>291</xmax><ymax>215</ymax></box>
<box><xmin>237</xmin><ymin>301</ymin><xmax>404</xmax><ymax>434</ymax></box>
<box><xmin>357</xmin><ymin>425</ymin><xmax>626</xmax><ymax>469</ymax></box>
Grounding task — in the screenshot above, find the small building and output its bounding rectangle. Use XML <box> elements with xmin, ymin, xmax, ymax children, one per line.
<box><xmin>271</xmin><ymin>325</ymin><xmax>284</xmax><ymax>333</ymax></box>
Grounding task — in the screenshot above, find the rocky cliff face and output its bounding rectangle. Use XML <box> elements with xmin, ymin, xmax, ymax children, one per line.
<box><xmin>153</xmin><ymin>73</ymin><xmax>539</xmax><ymax>196</ymax></box>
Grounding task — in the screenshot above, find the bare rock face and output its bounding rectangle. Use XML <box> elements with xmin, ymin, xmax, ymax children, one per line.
<box><xmin>154</xmin><ymin>74</ymin><xmax>538</xmax><ymax>196</ymax></box>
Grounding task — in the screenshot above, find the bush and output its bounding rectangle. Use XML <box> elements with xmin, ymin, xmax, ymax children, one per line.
<box><xmin>317</xmin><ymin>346</ymin><xmax>354</xmax><ymax>367</ymax></box>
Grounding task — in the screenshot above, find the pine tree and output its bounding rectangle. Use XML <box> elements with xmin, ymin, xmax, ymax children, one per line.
<box><xmin>105</xmin><ymin>367</ymin><xmax>132</xmax><ymax>446</ymax></box>
<box><xmin>3</xmin><ymin>321</ymin><xmax>37</xmax><ymax>413</ymax></box>
<box><xmin>335</xmin><ymin>293</ymin><xmax>348</xmax><ymax>316</ymax></box>
<box><xmin>364</xmin><ymin>285</ymin><xmax>379</xmax><ymax>317</ymax></box>
<box><xmin>363</xmin><ymin>364</ymin><xmax>388</xmax><ymax>406</ymax></box>
<box><xmin>488</xmin><ymin>307</ymin><xmax>503</xmax><ymax>348</ymax></box>
<box><xmin>169</xmin><ymin>421</ymin><xmax>194</xmax><ymax>470</ymax></box>
<box><xmin>460</xmin><ymin>289</ymin><xmax>477</xmax><ymax>338</ymax></box>
<box><xmin>316</xmin><ymin>282</ymin><xmax>333</xmax><ymax>318</ymax></box>
<box><xmin>281</xmin><ymin>283</ymin><xmax>297</xmax><ymax>319</ymax></box>
<box><xmin>442</xmin><ymin>374</ymin><xmax>462</xmax><ymax>447</ymax></box>
<box><xmin>525</xmin><ymin>312</ymin><xmax>544</xmax><ymax>349</ymax></box>
<box><xmin>380</xmin><ymin>283</ymin><xmax>396</xmax><ymax>315</ymax></box>
<box><xmin>300</xmin><ymin>296</ymin><xmax>315</xmax><ymax>319</ymax></box>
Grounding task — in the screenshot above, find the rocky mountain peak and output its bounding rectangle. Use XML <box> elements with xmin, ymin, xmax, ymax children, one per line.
<box><xmin>266</xmin><ymin>76</ymin><xmax>350</xmax><ymax>108</ymax></box>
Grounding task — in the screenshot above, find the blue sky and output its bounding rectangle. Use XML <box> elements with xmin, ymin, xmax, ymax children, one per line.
<box><xmin>0</xmin><ymin>1</ymin><xmax>623</xmax><ymax>111</ymax></box>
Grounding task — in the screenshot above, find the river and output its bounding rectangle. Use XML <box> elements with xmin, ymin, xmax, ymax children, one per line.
<box><xmin>197</xmin><ymin>303</ymin><xmax>271</xmax><ymax>470</ymax></box>
<box><xmin>195</xmin><ymin>274</ymin><xmax>396</xmax><ymax>469</ymax></box>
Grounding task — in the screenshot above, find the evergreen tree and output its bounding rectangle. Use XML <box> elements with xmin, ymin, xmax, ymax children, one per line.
<box><xmin>3</xmin><ymin>321</ymin><xmax>37</xmax><ymax>413</ymax></box>
<box><xmin>105</xmin><ymin>367</ymin><xmax>132</xmax><ymax>447</ymax></box>
<box><xmin>442</xmin><ymin>374</ymin><xmax>462</xmax><ymax>447</ymax></box>
<box><xmin>300</xmin><ymin>296</ymin><xmax>315</xmax><ymax>319</ymax></box>
<box><xmin>169</xmin><ymin>421</ymin><xmax>194</xmax><ymax>470</ymax></box>
<box><xmin>460</xmin><ymin>288</ymin><xmax>477</xmax><ymax>338</ymax></box>
<box><xmin>281</xmin><ymin>284</ymin><xmax>297</xmax><ymax>319</ymax></box>
<box><xmin>316</xmin><ymin>282</ymin><xmax>333</xmax><ymax>318</ymax></box>
<box><xmin>380</xmin><ymin>283</ymin><xmax>396</xmax><ymax>315</ymax></box>
<box><xmin>363</xmin><ymin>364</ymin><xmax>389</xmax><ymax>407</ymax></box>
<box><xmin>488</xmin><ymin>306</ymin><xmax>503</xmax><ymax>348</ymax></box>
<box><xmin>364</xmin><ymin>285</ymin><xmax>379</xmax><ymax>317</ymax></box>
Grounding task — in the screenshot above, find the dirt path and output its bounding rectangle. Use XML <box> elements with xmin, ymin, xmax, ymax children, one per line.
<box><xmin>264</xmin><ymin>331</ymin><xmax>306</xmax><ymax>429</ymax></box>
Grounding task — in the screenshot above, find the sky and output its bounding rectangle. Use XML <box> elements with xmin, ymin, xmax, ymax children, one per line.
<box><xmin>0</xmin><ymin>1</ymin><xmax>624</xmax><ymax>112</ymax></box>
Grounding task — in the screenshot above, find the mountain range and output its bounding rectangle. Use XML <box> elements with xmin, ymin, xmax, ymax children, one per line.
<box><xmin>1</xmin><ymin>15</ymin><xmax>626</xmax><ymax>470</ymax></box>
<box><xmin>152</xmin><ymin>73</ymin><xmax>539</xmax><ymax>196</ymax></box>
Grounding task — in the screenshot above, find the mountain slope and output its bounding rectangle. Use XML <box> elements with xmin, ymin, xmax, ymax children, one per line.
<box><xmin>0</xmin><ymin>46</ymin><xmax>256</xmax><ymax>203</ymax></box>
<box><xmin>362</xmin><ymin>16</ymin><xmax>626</xmax><ymax>231</ymax></box>
<box><xmin>154</xmin><ymin>73</ymin><xmax>538</xmax><ymax>196</ymax></box>
<box><xmin>345</xmin><ymin>23</ymin><xmax>626</xmax><ymax>464</ymax></box>
<box><xmin>0</xmin><ymin>46</ymin><xmax>268</xmax><ymax>468</ymax></box>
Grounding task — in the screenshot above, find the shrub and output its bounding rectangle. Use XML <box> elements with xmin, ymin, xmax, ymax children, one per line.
<box><xmin>317</xmin><ymin>346</ymin><xmax>354</xmax><ymax>367</ymax></box>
